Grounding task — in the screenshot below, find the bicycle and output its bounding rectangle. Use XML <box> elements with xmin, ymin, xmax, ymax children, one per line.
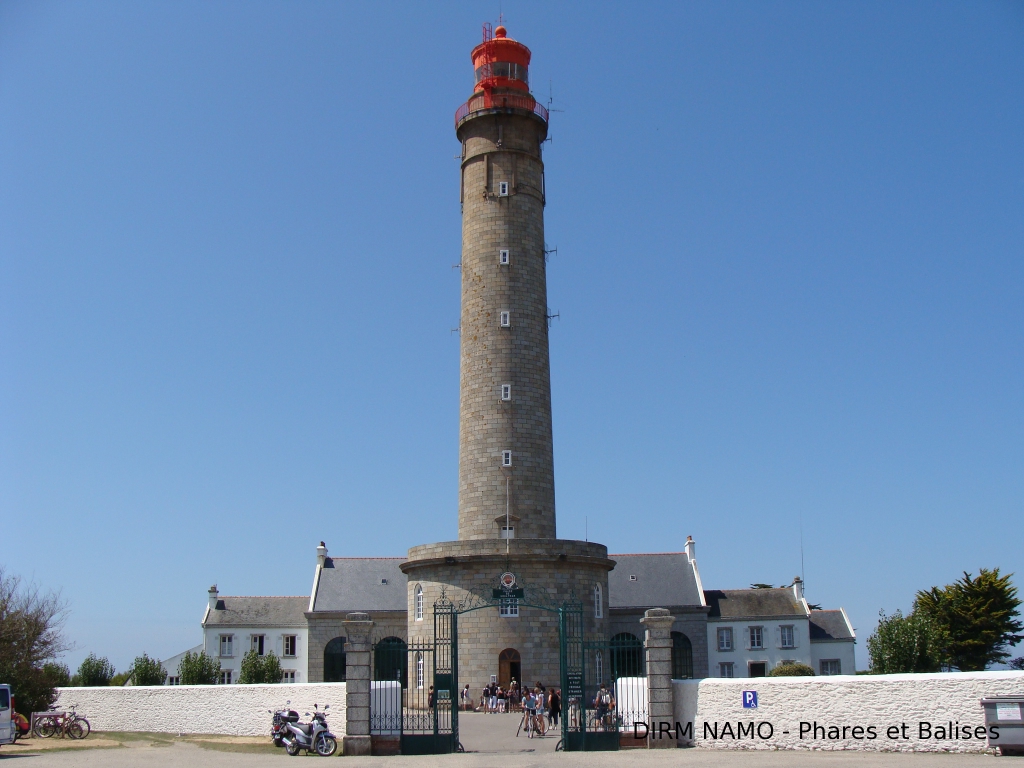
<box><xmin>517</xmin><ymin>708</ymin><xmax>539</xmax><ymax>738</ymax></box>
<box><xmin>33</xmin><ymin>705</ymin><xmax>90</xmax><ymax>739</ymax></box>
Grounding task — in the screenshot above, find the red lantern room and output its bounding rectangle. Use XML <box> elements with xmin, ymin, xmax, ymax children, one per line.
<box><xmin>471</xmin><ymin>24</ymin><xmax>531</xmax><ymax>93</ymax></box>
<box><xmin>455</xmin><ymin>23</ymin><xmax>548</xmax><ymax>129</ymax></box>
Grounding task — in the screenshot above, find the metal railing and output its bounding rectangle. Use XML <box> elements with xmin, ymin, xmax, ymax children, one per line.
<box><xmin>455</xmin><ymin>93</ymin><xmax>548</xmax><ymax>128</ymax></box>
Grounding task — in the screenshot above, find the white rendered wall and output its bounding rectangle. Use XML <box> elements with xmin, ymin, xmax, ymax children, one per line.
<box><xmin>810</xmin><ymin>641</ymin><xmax>857</xmax><ymax>677</ymax></box>
<box><xmin>707</xmin><ymin>618</ymin><xmax>812</xmax><ymax>677</ymax></box>
<box><xmin>672</xmin><ymin>671</ymin><xmax>1024</xmax><ymax>753</ymax></box>
<box><xmin>54</xmin><ymin>683</ymin><xmax>345</xmax><ymax>736</ymax></box>
<box><xmin>202</xmin><ymin>626</ymin><xmax>309</xmax><ymax>683</ymax></box>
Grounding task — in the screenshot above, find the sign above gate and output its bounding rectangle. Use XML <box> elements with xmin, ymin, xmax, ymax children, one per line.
<box><xmin>493</xmin><ymin>571</ymin><xmax>523</xmax><ymax>600</ymax></box>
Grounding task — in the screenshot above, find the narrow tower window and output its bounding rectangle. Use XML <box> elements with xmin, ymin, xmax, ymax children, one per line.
<box><xmin>501</xmin><ymin>450</ymin><xmax>512</xmax><ymax>467</ymax></box>
<box><xmin>499</xmin><ymin>249</ymin><xmax>510</xmax><ymax>265</ymax></box>
<box><xmin>594</xmin><ymin>584</ymin><xmax>603</xmax><ymax>619</ymax></box>
<box><xmin>500</xmin><ymin>311</ymin><xmax>510</xmax><ymax>327</ymax></box>
<box><xmin>414</xmin><ymin>584</ymin><xmax>423</xmax><ymax>621</ymax></box>
<box><xmin>498</xmin><ymin>181</ymin><xmax>509</xmax><ymax>196</ymax></box>
<box><xmin>501</xmin><ymin>384</ymin><xmax>511</xmax><ymax>401</ymax></box>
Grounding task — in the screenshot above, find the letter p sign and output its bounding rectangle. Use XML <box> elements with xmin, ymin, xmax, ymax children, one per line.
<box><xmin>742</xmin><ymin>690</ymin><xmax>758</xmax><ymax>709</ymax></box>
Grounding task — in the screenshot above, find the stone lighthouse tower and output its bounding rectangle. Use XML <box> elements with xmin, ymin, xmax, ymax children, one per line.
<box><xmin>456</xmin><ymin>25</ymin><xmax>555</xmax><ymax>542</ymax></box>
<box><xmin>402</xmin><ymin>24</ymin><xmax>613</xmax><ymax>692</ymax></box>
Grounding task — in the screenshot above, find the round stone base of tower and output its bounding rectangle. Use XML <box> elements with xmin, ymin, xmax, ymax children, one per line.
<box><xmin>401</xmin><ymin>539</ymin><xmax>613</xmax><ymax>695</ymax></box>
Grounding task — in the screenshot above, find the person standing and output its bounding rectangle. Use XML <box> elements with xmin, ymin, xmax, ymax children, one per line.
<box><xmin>523</xmin><ymin>690</ymin><xmax>537</xmax><ymax>738</ymax></box>
<box><xmin>548</xmin><ymin>688</ymin><xmax>561</xmax><ymax>728</ymax></box>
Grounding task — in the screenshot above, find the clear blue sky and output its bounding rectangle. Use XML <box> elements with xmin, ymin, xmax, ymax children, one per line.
<box><xmin>2</xmin><ymin>1</ymin><xmax>1021</xmax><ymax>673</ymax></box>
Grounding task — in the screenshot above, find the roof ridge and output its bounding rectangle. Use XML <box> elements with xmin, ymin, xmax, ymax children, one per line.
<box><xmin>608</xmin><ymin>552</ymin><xmax>685</xmax><ymax>557</ymax></box>
<box><xmin>217</xmin><ymin>595</ymin><xmax>308</xmax><ymax>599</ymax></box>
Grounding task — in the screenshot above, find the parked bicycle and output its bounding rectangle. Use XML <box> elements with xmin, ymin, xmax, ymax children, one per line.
<box><xmin>32</xmin><ymin>705</ymin><xmax>90</xmax><ymax>739</ymax></box>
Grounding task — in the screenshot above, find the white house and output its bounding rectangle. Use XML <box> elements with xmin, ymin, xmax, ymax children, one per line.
<box><xmin>161</xmin><ymin>644</ymin><xmax>202</xmax><ymax>685</ymax></box>
<box><xmin>808</xmin><ymin>608</ymin><xmax>857</xmax><ymax>676</ymax></box>
<box><xmin>705</xmin><ymin>579</ymin><xmax>855</xmax><ymax>678</ymax></box>
<box><xmin>201</xmin><ymin>586</ymin><xmax>309</xmax><ymax>684</ymax></box>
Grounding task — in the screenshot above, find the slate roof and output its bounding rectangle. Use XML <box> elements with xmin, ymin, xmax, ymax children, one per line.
<box><xmin>809</xmin><ymin>609</ymin><xmax>855</xmax><ymax>641</ymax></box>
<box><xmin>204</xmin><ymin>596</ymin><xmax>308</xmax><ymax>627</ymax></box>
<box><xmin>607</xmin><ymin>553</ymin><xmax>704</xmax><ymax>608</ymax></box>
<box><xmin>704</xmin><ymin>588</ymin><xmax>807</xmax><ymax>619</ymax></box>
<box><xmin>311</xmin><ymin>557</ymin><xmax>408</xmax><ymax>613</ymax></box>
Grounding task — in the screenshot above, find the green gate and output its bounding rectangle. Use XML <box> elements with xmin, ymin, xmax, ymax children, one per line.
<box><xmin>370</xmin><ymin>596</ymin><xmax>458</xmax><ymax>755</ymax></box>
<box><xmin>560</xmin><ymin>627</ymin><xmax>647</xmax><ymax>750</ymax></box>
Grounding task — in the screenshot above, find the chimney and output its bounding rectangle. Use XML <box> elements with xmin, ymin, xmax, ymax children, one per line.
<box><xmin>317</xmin><ymin>541</ymin><xmax>328</xmax><ymax>567</ymax></box>
<box><xmin>684</xmin><ymin>535</ymin><xmax>696</xmax><ymax>563</ymax></box>
<box><xmin>208</xmin><ymin>584</ymin><xmax>219</xmax><ymax>611</ymax></box>
<box><xmin>792</xmin><ymin>576</ymin><xmax>804</xmax><ymax>602</ymax></box>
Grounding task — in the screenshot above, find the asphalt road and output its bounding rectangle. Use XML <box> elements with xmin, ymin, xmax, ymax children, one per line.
<box><xmin>0</xmin><ymin>716</ymin><xmax>1001</xmax><ymax>767</ymax></box>
<box><xmin>0</xmin><ymin>741</ymin><xmax>1000</xmax><ymax>767</ymax></box>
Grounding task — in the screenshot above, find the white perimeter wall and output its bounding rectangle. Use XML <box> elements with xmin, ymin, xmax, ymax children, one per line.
<box><xmin>673</xmin><ymin>671</ymin><xmax>1024</xmax><ymax>753</ymax></box>
<box><xmin>54</xmin><ymin>683</ymin><xmax>346</xmax><ymax>737</ymax></box>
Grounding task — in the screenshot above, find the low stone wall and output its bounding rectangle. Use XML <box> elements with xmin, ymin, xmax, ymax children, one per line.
<box><xmin>54</xmin><ymin>683</ymin><xmax>347</xmax><ymax>737</ymax></box>
<box><xmin>670</xmin><ymin>671</ymin><xmax>1024</xmax><ymax>753</ymax></box>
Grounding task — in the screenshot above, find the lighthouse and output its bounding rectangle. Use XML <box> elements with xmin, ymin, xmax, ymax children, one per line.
<box><xmin>456</xmin><ymin>25</ymin><xmax>555</xmax><ymax>541</ymax></box>
<box><xmin>401</xmin><ymin>24</ymin><xmax>613</xmax><ymax>695</ymax></box>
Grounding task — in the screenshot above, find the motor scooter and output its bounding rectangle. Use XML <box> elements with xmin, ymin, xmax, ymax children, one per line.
<box><xmin>281</xmin><ymin>704</ymin><xmax>337</xmax><ymax>757</ymax></box>
<box><xmin>268</xmin><ymin>701</ymin><xmax>300</xmax><ymax>747</ymax></box>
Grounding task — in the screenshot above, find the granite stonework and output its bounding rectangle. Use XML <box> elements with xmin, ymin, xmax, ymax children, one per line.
<box><xmin>456</xmin><ymin>106</ymin><xmax>554</xmax><ymax>542</ymax></box>
<box><xmin>306</xmin><ymin>610</ymin><xmax>405</xmax><ymax>683</ymax></box>
<box><xmin>609</xmin><ymin>607</ymin><xmax>710</xmax><ymax>679</ymax></box>
<box><xmin>402</xmin><ymin>538</ymin><xmax>613</xmax><ymax>694</ymax></box>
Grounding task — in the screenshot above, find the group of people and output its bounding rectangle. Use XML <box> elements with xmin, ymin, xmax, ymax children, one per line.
<box><xmin>460</xmin><ymin>681</ymin><xmax>562</xmax><ymax>737</ymax></box>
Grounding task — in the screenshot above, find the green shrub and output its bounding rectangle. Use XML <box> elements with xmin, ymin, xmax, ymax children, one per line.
<box><xmin>129</xmin><ymin>653</ymin><xmax>166</xmax><ymax>686</ymax></box>
<box><xmin>238</xmin><ymin>650</ymin><xmax>282</xmax><ymax>684</ymax></box>
<box><xmin>867</xmin><ymin>609</ymin><xmax>941</xmax><ymax>674</ymax></box>
<box><xmin>178</xmin><ymin>651</ymin><xmax>220</xmax><ymax>685</ymax></box>
<box><xmin>77</xmin><ymin>654</ymin><xmax>115</xmax><ymax>686</ymax></box>
<box><xmin>42</xmin><ymin>662</ymin><xmax>71</xmax><ymax>687</ymax></box>
<box><xmin>768</xmin><ymin>663</ymin><xmax>815</xmax><ymax>677</ymax></box>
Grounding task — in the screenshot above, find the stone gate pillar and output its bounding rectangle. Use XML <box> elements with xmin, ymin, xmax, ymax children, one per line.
<box><xmin>343</xmin><ymin>612</ymin><xmax>374</xmax><ymax>756</ymax></box>
<box><xmin>641</xmin><ymin>608</ymin><xmax>676</xmax><ymax>749</ymax></box>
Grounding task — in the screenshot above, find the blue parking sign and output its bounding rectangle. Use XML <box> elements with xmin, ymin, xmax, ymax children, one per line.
<box><xmin>742</xmin><ymin>690</ymin><xmax>758</xmax><ymax>709</ymax></box>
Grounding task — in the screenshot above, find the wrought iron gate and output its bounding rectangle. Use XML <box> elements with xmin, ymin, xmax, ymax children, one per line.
<box><xmin>560</xmin><ymin>621</ymin><xmax>648</xmax><ymax>751</ymax></box>
<box><xmin>370</xmin><ymin>597</ymin><xmax>458</xmax><ymax>754</ymax></box>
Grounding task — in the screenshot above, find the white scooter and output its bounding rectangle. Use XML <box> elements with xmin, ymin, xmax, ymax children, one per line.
<box><xmin>281</xmin><ymin>704</ymin><xmax>337</xmax><ymax>757</ymax></box>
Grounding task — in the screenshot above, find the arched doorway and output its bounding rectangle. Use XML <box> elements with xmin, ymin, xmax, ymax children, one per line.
<box><xmin>671</xmin><ymin>631</ymin><xmax>693</xmax><ymax>679</ymax></box>
<box><xmin>324</xmin><ymin>637</ymin><xmax>347</xmax><ymax>682</ymax></box>
<box><xmin>610</xmin><ymin>632</ymin><xmax>643</xmax><ymax>678</ymax></box>
<box><xmin>498</xmin><ymin>648</ymin><xmax>521</xmax><ymax>688</ymax></box>
<box><xmin>374</xmin><ymin>636</ymin><xmax>408</xmax><ymax>687</ymax></box>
